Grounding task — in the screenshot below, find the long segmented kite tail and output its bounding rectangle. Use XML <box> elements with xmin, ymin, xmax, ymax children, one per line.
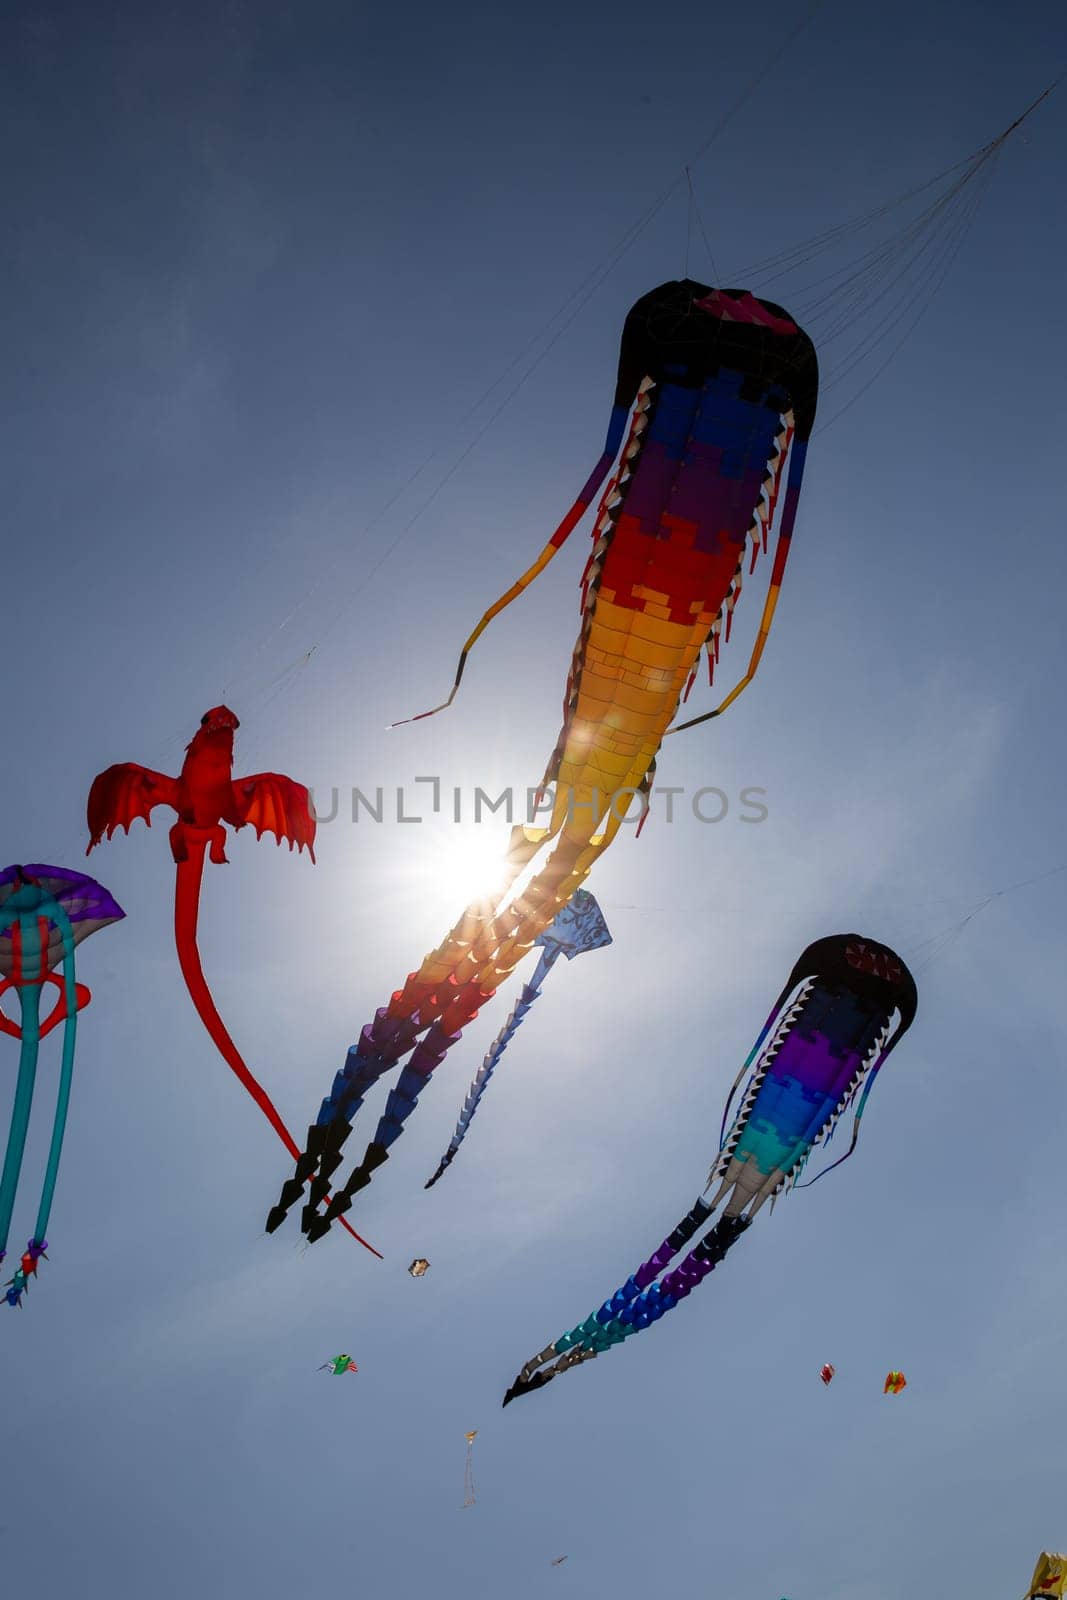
<box><xmin>291</xmin><ymin>856</ymin><xmax>592</xmax><ymax>1238</ymax></box>
<box><xmin>169</xmin><ymin>839</ymin><xmax>380</xmax><ymax>1258</ymax></box>
<box><xmin>293</xmin><ymin>896</ymin><xmax>610</xmax><ymax>1233</ymax></box>
<box><xmin>305</xmin><ymin>1010</ymin><xmax>469</xmax><ymax>1239</ymax></box>
<box><xmin>303</xmin><ymin>841</ymin><xmax>618</xmax><ymax>1237</ymax></box>
<box><xmin>425</xmin><ymin>947</ymin><xmax>558</xmax><ymax>1188</ymax></box>
<box><xmin>503</xmin><ymin>1208</ymin><xmax>752</xmax><ymax>1405</ymax></box>
<box><xmin>174</xmin><ymin>841</ymin><xmax>304</xmax><ymax>1156</ymax></box>
<box><xmin>266</xmin><ymin>1003</ymin><xmax>440</xmax><ymax>1239</ymax></box>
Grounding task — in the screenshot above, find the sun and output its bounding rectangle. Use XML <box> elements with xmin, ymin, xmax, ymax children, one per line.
<box><xmin>433</xmin><ymin>826</ymin><xmax>513</xmax><ymax>910</ymax></box>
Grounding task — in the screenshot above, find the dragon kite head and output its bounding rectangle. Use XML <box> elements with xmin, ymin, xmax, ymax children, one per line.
<box><xmin>199</xmin><ymin>706</ymin><xmax>240</xmax><ymax>733</ymax></box>
<box><xmin>187</xmin><ymin>705</ymin><xmax>240</xmax><ymax>756</ymax></box>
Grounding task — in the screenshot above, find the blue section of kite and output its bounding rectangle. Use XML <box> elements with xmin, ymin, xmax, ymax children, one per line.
<box><xmin>424</xmin><ymin>890</ymin><xmax>611</xmax><ymax>1187</ymax></box>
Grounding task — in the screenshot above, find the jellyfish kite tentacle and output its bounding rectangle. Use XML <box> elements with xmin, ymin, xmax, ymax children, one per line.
<box><xmin>0</xmin><ymin>920</ymin><xmax>46</xmax><ymax>1277</ymax></box>
<box><xmin>28</xmin><ymin>899</ymin><xmax>79</xmax><ymax>1254</ymax></box>
<box><xmin>502</xmin><ymin>1200</ymin><xmax>751</xmax><ymax>1405</ymax></box>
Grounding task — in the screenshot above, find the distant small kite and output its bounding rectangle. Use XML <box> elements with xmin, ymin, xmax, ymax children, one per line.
<box><xmin>883</xmin><ymin>1370</ymin><xmax>907</xmax><ymax>1395</ymax></box>
<box><xmin>408</xmin><ymin>1258</ymin><xmax>430</xmax><ymax>1278</ymax></box>
<box><xmin>319</xmin><ymin>1353</ymin><xmax>358</xmax><ymax>1376</ymax></box>
<box><xmin>463</xmin><ymin>1431</ymin><xmax>478</xmax><ymax>1507</ymax></box>
<box><xmin>551</xmin><ymin>1555</ymin><xmax>568</xmax><ymax>1567</ymax></box>
<box><xmin>1027</xmin><ymin>1551</ymin><xmax>1067</xmax><ymax>1597</ymax></box>
<box><xmin>820</xmin><ymin>1363</ymin><xmax>835</xmax><ymax>1386</ymax></box>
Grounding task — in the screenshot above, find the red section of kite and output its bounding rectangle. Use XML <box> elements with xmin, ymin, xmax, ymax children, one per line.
<box><xmin>87</xmin><ymin>707</ymin><xmax>379</xmax><ymax>1260</ymax></box>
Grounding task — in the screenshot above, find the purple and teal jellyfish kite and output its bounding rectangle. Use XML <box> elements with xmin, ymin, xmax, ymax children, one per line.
<box><xmin>0</xmin><ymin>865</ymin><xmax>124</xmax><ymax>1308</ymax></box>
<box><xmin>424</xmin><ymin>890</ymin><xmax>611</xmax><ymax>1188</ymax></box>
<box><xmin>503</xmin><ymin>933</ymin><xmax>917</xmax><ymax>1403</ymax></box>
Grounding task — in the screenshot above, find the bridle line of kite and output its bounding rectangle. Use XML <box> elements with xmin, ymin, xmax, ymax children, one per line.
<box><xmin>389</xmin><ymin>72</ymin><xmax>1056</xmax><ymax>736</ymax></box>
<box><xmin>812</xmin><ymin>163</ymin><xmax>998</xmax><ymax>431</ymax></box>
<box><xmin>683</xmin><ymin>166</ymin><xmax>694</xmax><ymax>279</ymax></box>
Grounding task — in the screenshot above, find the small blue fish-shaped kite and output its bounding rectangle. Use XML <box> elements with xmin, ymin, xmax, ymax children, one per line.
<box><xmin>424</xmin><ymin>890</ymin><xmax>611</xmax><ymax>1187</ymax></box>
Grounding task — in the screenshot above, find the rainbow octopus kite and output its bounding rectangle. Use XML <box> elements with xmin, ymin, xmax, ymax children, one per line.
<box><xmin>1</xmin><ymin>864</ymin><xmax>124</xmax><ymax>1307</ymax></box>
<box><xmin>424</xmin><ymin>889</ymin><xmax>611</xmax><ymax>1188</ymax></box>
<box><xmin>270</xmin><ymin>279</ymin><xmax>819</xmax><ymax>1241</ymax></box>
<box><xmin>502</xmin><ymin>935</ymin><xmax>917</xmax><ymax>1403</ymax></box>
<box><xmin>86</xmin><ymin>706</ymin><xmax>379</xmax><ymax>1258</ymax></box>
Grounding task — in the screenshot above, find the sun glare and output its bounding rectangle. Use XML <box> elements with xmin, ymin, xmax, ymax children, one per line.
<box><xmin>434</xmin><ymin>827</ymin><xmax>513</xmax><ymax>910</ymax></box>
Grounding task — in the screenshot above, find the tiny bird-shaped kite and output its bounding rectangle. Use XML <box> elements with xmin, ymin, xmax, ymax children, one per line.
<box><xmin>86</xmin><ymin>706</ymin><xmax>380</xmax><ymax>1258</ymax></box>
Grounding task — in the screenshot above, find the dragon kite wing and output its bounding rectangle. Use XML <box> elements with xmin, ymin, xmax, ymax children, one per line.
<box><xmin>234</xmin><ymin>774</ymin><xmax>316</xmax><ymax>860</ymax></box>
<box><xmin>87</xmin><ymin>765</ymin><xmax>179</xmax><ymax>851</ymax></box>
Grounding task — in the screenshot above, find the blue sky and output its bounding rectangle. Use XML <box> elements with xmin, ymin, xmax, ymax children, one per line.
<box><xmin>3</xmin><ymin>3</ymin><xmax>1066</xmax><ymax>1596</ymax></box>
